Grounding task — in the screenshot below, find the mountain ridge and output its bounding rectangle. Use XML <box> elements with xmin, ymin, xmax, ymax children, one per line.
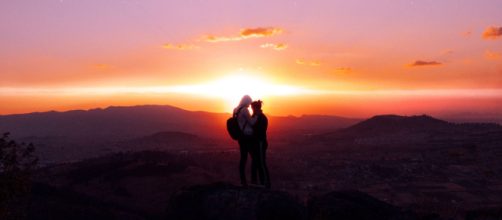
<box><xmin>315</xmin><ymin>114</ymin><xmax>502</xmax><ymax>149</ymax></box>
<box><xmin>0</xmin><ymin>104</ymin><xmax>360</xmax><ymax>139</ymax></box>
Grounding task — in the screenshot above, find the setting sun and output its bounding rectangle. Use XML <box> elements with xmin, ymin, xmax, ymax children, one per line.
<box><xmin>168</xmin><ymin>71</ymin><xmax>317</xmax><ymax>111</ymax></box>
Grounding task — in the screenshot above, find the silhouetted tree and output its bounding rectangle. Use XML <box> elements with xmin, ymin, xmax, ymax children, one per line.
<box><xmin>0</xmin><ymin>132</ymin><xmax>38</xmax><ymax>219</ymax></box>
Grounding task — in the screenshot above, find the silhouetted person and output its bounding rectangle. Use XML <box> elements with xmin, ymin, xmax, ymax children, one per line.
<box><xmin>234</xmin><ymin>95</ymin><xmax>256</xmax><ymax>187</ymax></box>
<box><xmin>250</xmin><ymin>100</ymin><xmax>271</xmax><ymax>188</ymax></box>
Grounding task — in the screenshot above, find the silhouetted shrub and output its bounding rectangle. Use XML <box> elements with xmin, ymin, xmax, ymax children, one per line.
<box><xmin>0</xmin><ymin>132</ymin><xmax>38</xmax><ymax>219</ymax></box>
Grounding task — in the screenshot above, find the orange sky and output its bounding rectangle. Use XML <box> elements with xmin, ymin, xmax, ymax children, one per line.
<box><xmin>1</xmin><ymin>1</ymin><xmax>502</xmax><ymax>117</ymax></box>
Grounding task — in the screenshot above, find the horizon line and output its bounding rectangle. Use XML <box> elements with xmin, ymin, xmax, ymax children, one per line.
<box><xmin>1</xmin><ymin>104</ymin><xmax>502</xmax><ymax>124</ymax></box>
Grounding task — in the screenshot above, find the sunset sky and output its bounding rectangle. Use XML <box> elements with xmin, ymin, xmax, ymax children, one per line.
<box><xmin>1</xmin><ymin>0</ymin><xmax>502</xmax><ymax>118</ymax></box>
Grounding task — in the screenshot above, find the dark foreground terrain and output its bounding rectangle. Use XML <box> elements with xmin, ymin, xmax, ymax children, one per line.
<box><xmin>23</xmin><ymin>144</ymin><xmax>502</xmax><ymax>220</ymax></box>
<box><xmin>2</xmin><ymin>106</ymin><xmax>502</xmax><ymax>219</ymax></box>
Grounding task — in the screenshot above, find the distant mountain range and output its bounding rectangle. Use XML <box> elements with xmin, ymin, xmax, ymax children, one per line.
<box><xmin>316</xmin><ymin>114</ymin><xmax>502</xmax><ymax>149</ymax></box>
<box><xmin>0</xmin><ymin>105</ymin><xmax>226</xmax><ymax>140</ymax></box>
<box><xmin>3</xmin><ymin>105</ymin><xmax>501</xmax><ymax>163</ymax></box>
<box><xmin>0</xmin><ymin>105</ymin><xmax>360</xmax><ymax>140</ymax></box>
<box><xmin>0</xmin><ymin>105</ymin><xmax>360</xmax><ymax>163</ymax></box>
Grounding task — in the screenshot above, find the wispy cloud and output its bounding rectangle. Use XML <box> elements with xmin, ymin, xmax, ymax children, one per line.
<box><xmin>334</xmin><ymin>67</ymin><xmax>352</xmax><ymax>73</ymax></box>
<box><xmin>408</xmin><ymin>60</ymin><xmax>442</xmax><ymax>67</ymax></box>
<box><xmin>482</xmin><ymin>26</ymin><xmax>502</xmax><ymax>40</ymax></box>
<box><xmin>162</xmin><ymin>43</ymin><xmax>199</xmax><ymax>50</ymax></box>
<box><xmin>485</xmin><ymin>50</ymin><xmax>501</xmax><ymax>60</ymax></box>
<box><xmin>204</xmin><ymin>35</ymin><xmax>241</xmax><ymax>42</ymax></box>
<box><xmin>296</xmin><ymin>59</ymin><xmax>321</xmax><ymax>66</ymax></box>
<box><xmin>260</xmin><ymin>43</ymin><xmax>288</xmax><ymax>50</ymax></box>
<box><xmin>203</xmin><ymin>27</ymin><xmax>283</xmax><ymax>42</ymax></box>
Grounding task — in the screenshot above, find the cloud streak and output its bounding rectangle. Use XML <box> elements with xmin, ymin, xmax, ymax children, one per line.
<box><xmin>296</xmin><ymin>59</ymin><xmax>320</xmax><ymax>66</ymax></box>
<box><xmin>334</xmin><ymin>67</ymin><xmax>352</xmax><ymax>73</ymax></box>
<box><xmin>240</xmin><ymin>27</ymin><xmax>283</xmax><ymax>38</ymax></box>
<box><xmin>204</xmin><ymin>27</ymin><xmax>283</xmax><ymax>42</ymax></box>
<box><xmin>408</xmin><ymin>60</ymin><xmax>442</xmax><ymax>67</ymax></box>
<box><xmin>482</xmin><ymin>26</ymin><xmax>502</xmax><ymax>40</ymax></box>
<box><xmin>260</xmin><ymin>43</ymin><xmax>288</xmax><ymax>50</ymax></box>
<box><xmin>4</xmin><ymin>87</ymin><xmax>502</xmax><ymax>99</ymax></box>
<box><xmin>162</xmin><ymin>43</ymin><xmax>199</xmax><ymax>50</ymax></box>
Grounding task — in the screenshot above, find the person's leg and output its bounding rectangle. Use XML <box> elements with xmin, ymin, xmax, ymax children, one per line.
<box><xmin>250</xmin><ymin>142</ymin><xmax>258</xmax><ymax>185</ymax></box>
<box><xmin>238</xmin><ymin>140</ymin><xmax>248</xmax><ymax>187</ymax></box>
<box><xmin>255</xmin><ymin>141</ymin><xmax>265</xmax><ymax>185</ymax></box>
<box><xmin>260</xmin><ymin>142</ymin><xmax>271</xmax><ymax>188</ymax></box>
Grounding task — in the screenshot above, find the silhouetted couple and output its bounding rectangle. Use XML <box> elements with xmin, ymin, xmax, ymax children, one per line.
<box><xmin>234</xmin><ymin>95</ymin><xmax>271</xmax><ymax>188</ymax></box>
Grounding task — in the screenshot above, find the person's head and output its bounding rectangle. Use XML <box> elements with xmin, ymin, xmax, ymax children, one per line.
<box><xmin>239</xmin><ymin>95</ymin><xmax>253</xmax><ymax>107</ymax></box>
<box><xmin>251</xmin><ymin>100</ymin><xmax>263</xmax><ymax>112</ymax></box>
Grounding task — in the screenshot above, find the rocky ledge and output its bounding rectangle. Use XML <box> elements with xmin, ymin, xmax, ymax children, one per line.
<box><xmin>166</xmin><ymin>182</ymin><xmax>419</xmax><ymax>220</ymax></box>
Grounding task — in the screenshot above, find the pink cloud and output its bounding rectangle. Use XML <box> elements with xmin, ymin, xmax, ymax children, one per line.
<box><xmin>204</xmin><ymin>27</ymin><xmax>283</xmax><ymax>42</ymax></box>
<box><xmin>482</xmin><ymin>26</ymin><xmax>502</xmax><ymax>40</ymax></box>
<box><xmin>408</xmin><ymin>60</ymin><xmax>442</xmax><ymax>67</ymax></box>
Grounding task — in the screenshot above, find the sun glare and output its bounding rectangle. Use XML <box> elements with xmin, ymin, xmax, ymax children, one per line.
<box><xmin>169</xmin><ymin>72</ymin><xmax>313</xmax><ymax>110</ymax></box>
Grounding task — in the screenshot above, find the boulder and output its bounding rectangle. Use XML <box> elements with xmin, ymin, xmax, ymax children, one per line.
<box><xmin>166</xmin><ymin>182</ymin><xmax>305</xmax><ymax>220</ymax></box>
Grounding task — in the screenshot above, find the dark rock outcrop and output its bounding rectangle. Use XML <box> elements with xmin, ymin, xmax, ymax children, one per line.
<box><xmin>166</xmin><ymin>183</ymin><xmax>419</xmax><ymax>220</ymax></box>
<box><xmin>166</xmin><ymin>182</ymin><xmax>305</xmax><ymax>220</ymax></box>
